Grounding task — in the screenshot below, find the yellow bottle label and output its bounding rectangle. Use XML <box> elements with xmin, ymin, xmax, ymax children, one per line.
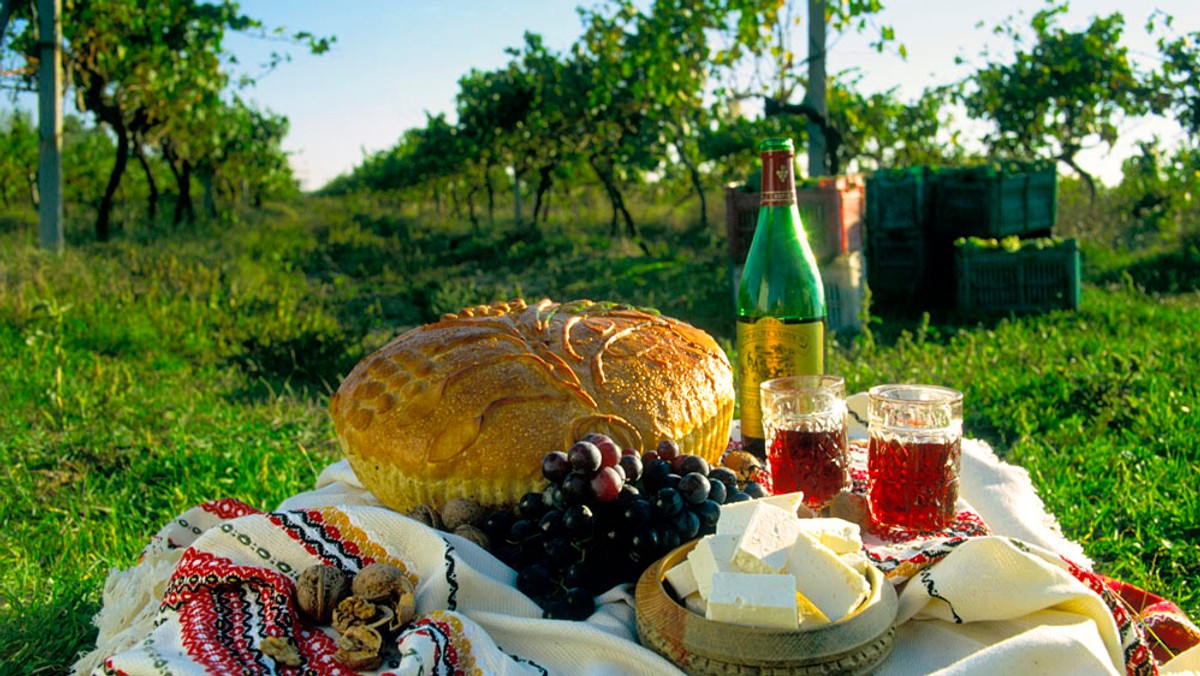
<box><xmin>736</xmin><ymin>317</ymin><xmax>825</xmax><ymax>439</ymax></box>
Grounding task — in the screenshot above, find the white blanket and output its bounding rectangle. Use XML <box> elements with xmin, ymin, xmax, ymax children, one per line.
<box><xmin>73</xmin><ymin>429</ymin><xmax>1199</xmax><ymax>675</ymax></box>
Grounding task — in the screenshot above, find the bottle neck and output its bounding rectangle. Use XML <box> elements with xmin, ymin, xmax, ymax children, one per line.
<box><xmin>760</xmin><ymin>149</ymin><xmax>797</xmax><ymax>207</ymax></box>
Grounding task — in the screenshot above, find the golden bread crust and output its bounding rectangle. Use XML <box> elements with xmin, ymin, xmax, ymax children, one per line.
<box><xmin>331</xmin><ymin>298</ymin><xmax>734</xmax><ymax>512</ymax></box>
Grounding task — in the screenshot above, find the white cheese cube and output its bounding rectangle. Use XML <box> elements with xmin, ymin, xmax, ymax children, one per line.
<box><xmin>796</xmin><ymin>592</ymin><xmax>831</xmax><ymax>628</ymax></box>
<box><xmin>664</xmin><ymin>559</ymin><xmax>699</xmax><ymax>599</ymax></box>
<box><xmin>785</xmin><ymin>532</ymin><xmax>870</xmax><ymax>622</ymax></box>
<box><xmin>706</xmin><ymin>572</ymin><xmax>800</xmax><ymax>630</ymax></box>
<box><xmin>795</xmin><ymin>518</ymin><xmax>863</xmax><ymax>554</ymax></box>
<box><xmin>687</xmin><ymin>534</ymin><xmax>738</xmax><ymax>600</ymax></box>
<box><xmin>840</xmin><ymin>551</ymin><xmax>869</xmax><ymax>575</ymax></box>
<box><xmin>733</xmin><ymin>503</ymin><xmax>802</xmax><ymax>574</ymax></box>
<box><xmin>716</xmin><ymin>492</ymin><xmax>806</xmax><ymax>535</ymax></box>
<box><xmin>683</xmin><ymin>591</ymin><xmax>707</xmax><ymax>616</ymax></box>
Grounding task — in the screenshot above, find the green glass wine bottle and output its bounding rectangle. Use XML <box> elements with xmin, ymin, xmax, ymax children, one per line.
<box><xmin>736</xmin><ymin>138</ymin><xmax>827</xmax><ymax>458</ymax></box>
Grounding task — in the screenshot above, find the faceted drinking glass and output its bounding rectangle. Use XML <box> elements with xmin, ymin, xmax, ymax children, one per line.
<box><xmin>867</xmin><ymin>384</ymin><xmax>963</xmax><ymax>533</ymax></box>
<box><xmin>760</xmin><ymin>375</ymin><xmax>849</xmax><ymax>509</ymax></box>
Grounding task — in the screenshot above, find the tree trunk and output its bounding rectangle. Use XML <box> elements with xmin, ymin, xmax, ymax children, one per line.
<box><xmin>513</xmin><ymin>171</ymin><xmax>522</xmax><ymax>223</ymax></box>
<box><xmin>133</xmin><ymin>143</ymin><xmax>158</xmax><ymax>222</ymax></box>
<box><xmin>484</xmin><ymin>165</ymin><xmax>495</xmax><ymax>225</ymax></box>
<box><xmin>533</xmin><ymin>164</ymin><xmax>554</xmax><ymax>223</ymax></box>
<box><xmin>466</xmin><ymin>185</ymin><xmax>479</xmax><ymax>230</ymax></box>
<box><xmin>96</xmin><ymin>125</ymin><xmax>130</xmax><ymax>242</ymax></box>
<box><xmin>806</xmin><ymin>0</ymin><xmax>828</xmax><ymax>178</ymax></box>
<box><xmin>200</xmin><ymin>166</ymin><xmax>216</xmax><ymax>219</ymax></box>
<box><xmin>674</xmin><ymin>137</ymin><xmax>707</xmax><ymax>229</ymax></box>
<box><xmin>173</xmin><ymin>159</ymin><xmax>194</xmax><ymax>225</ymax></box>
<box><xmin>449</xmin><ymin>182</ymin><xmax>462</xmax><ymax>219</ymax></box>
<box><xmin>589</xmin><ymin>155</ymin><xmax>643</xmax><ymax>250</ymax></box>
<box><xmin>36</xmin><ymin>0</ymin><xmax>63</xmax><ymax>252</ymax></box>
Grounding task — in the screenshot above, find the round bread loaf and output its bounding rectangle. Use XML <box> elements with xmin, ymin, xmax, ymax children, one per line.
<box><xmin>331</xmin><ymin>298</ymin><xmax>734</xmax><ymax>513</ymax></box>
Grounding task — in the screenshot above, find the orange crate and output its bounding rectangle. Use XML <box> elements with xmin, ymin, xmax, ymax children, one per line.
<box><xmin>725</xmin><ymin>176</ymin><xmax>865</xmax><ymax>265</ymax></box>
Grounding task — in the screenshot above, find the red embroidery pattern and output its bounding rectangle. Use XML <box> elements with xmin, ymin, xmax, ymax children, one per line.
<box><xmin>202</xmin><ymin>498</ymin><xmax>262</xmax><ymax>521</ymax></box>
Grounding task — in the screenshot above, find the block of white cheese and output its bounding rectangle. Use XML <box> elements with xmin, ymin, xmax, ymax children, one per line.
<box><xmin>716</xmin><ymin>492</ymin><xmax>806</xmax><ymax>535</ymax></box>
<box><xmin>683</xmin><ymin>591</ymin><xmax>708</xmax><ymax>616</ymax></box>
<box><xmin>796</xmin><ymin>591</ymin><xmax>832</xmax><ymax>628</ymax></box>
<box><xmin>840</xmin><ymin>551</ymin><xmax>869</xmax><ymax>575</ymax></box>
<box><xmin>687</xmin><ymin>534</ymin><xmax>738</xmax><ymax>600</ymax></box>
<box><xmin>795</xmin><ymin>518</ymin><xmax>863</xmax><ymax>555</ymax></box>
<box><xmin>706</xmin><ymin>572</ymin><xmax>800</xmax><ymax>630</ymax></box>
<box><xmin>664</xmin><ymin>559</ymin><xmax>699</xmax><ymax>599</ymax></box>
<box><xmin>732</xmin><ymin>502</ymin><xmax>803</xmax><ymax>574</ymax></box>
<box><xmin>785</xmin><ymin>531</ymin><xmax>870</xmax><ymax>622</ymax></box>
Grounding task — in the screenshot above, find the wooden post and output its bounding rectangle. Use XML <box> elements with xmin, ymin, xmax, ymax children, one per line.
<box><xmin>37</xmin><ymin>0</ymin><xmax>63</xmax><ymax>252</ymax></box>
<box><xmin>805</xmin><ymin>0</ymin><xmax>827</xmax><ymax>179</ymax></box>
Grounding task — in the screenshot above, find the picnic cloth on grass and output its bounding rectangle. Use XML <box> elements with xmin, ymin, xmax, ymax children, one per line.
<box><xmin>74</xmin><ymin>401</ymin><xmax>1200</xmax><ymax>675</ymax></box>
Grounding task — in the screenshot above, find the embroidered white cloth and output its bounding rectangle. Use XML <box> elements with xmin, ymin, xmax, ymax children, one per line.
<box><xmin>73</xmin><ymin>405</ymin><xmax>1200</xmax><ymax>675</ymax></box>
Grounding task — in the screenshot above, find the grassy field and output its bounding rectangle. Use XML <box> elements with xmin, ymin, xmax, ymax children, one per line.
<box><xmin>1</xmin><ymin>197</ymin><xmax>1197</xmax><ymax>672</ymax></box>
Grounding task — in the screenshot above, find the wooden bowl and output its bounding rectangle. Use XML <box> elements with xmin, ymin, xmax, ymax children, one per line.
<box><xmin>636</xmin><ymin>540</ymin><xmax>898</xmax><ymax>675</ymax></box>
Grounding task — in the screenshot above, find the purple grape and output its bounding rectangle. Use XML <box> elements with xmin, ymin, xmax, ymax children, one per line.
<box><xmin>542</xmin><ymin>451</ymin><xmax>571</xmax><ymax>483</ymax></box>
<box><xmin>563</xmin><ymin>504</ymin><xmax>596</xmax><ymax>541</ymax></box>
<box><xmin>622</xmin><ymin>499</ymin><xmax>652</xmax><ymax>525</ymax></box>
<box><xmin>652</xmin><ymin>487</ymin><xmax>684</xmax><ymax>519</ymax></box>
<box><xmin>592</xmin><ymin>437</ymin><xmax>622</xmax><ymax>468</ymax></box>
<box><xmin>678</xmin><ymin>472</ymin><xmax>711</xmax><ymax>504</ymax></box>
<box><xmin>619</xmin><ymin>454</ymin><xmax>643</xmax><ymax>482</ymax></box>
<box><xmin>656</xmin><ymin>439</ymin><xmax>680</xmax><ymax>461</ymax></box>
<box><xmin>692</xmin><ymin>499</ymin><xmax>721</xmax><ymax>533</ymax></box>
<box><xmin>561</xmin><ymin>471</ymin><xmax>591</xmax><ymax>505</ymax></box>
<box><xmin>708</xmin><ymin>467</ymin><xmax>738</xmax><ymax>489</ymax></box>
<box><xmin>705</xmin><ymin>478</ymin><xmax>727</xmax><ymax>504</ymax></box>
<box><xmin>539</xmin><ymin>510</ymin><xmax>565</xmax><ymax>538</ymax></box>
<box><xmin>568</xmin><ymin>441</ymin><xmax>603</xmax><ymax>472</ymax></box>
<box><xmin>678</xmin><ymin>455</ymin><xmax>710</xmax><ymax>476</ymax></box>
<box><xmin>517</xmin><ymin>563</ymin><xmax>554</xmax><ymax>597</ymax></box>
<box><xmin>519</xmin><ymin>491</ymin><xmax>547</xmax><ymax>520</ymax></box>
<box><xmin>744</xmin><ymin>481</ymin><xmax>767</xmax><ymax>499</ymax></box>
<box><xmin>590</xmin><ymin>466</ymin><xmax>624</xmax><ymax>503</ymax></box>
<box><xmin>671</xmin><ymin>510</ymin><xmax>700</xmax><ymax>540</ymax></box>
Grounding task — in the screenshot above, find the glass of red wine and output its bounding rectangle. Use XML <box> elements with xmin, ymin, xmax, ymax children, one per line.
<box><xmin>867</xmin><ymin>384</ymin><xmax>964</xmax><ymax>534</ymax></box>
<box><xmin>759</xmin><ymin>375</ymin><xmax>849</xmax><ymax>510</ymax></box>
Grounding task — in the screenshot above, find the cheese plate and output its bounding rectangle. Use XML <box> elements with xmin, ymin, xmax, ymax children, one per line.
<box><xmin>635</xmin><ymin>539</ymin><xmax>898</xmax><ymax>675</ymax></box>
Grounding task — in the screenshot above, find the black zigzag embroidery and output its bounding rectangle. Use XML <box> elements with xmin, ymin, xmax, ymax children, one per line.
<box><xmin>442</xmin><ymin>539</ymin><xmax>460</xmax><ymax>611</ymax></box>
<box><xmin>919</xmin><ymin>568</ymin><xmax>963</xmax><ymax>624</ymax></box>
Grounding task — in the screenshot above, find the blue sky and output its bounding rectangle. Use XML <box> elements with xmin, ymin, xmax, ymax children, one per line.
<box><xmin>11</xmin><ymin>1</ymin><xmax>1199</xmax><ymax>190</ymax></box>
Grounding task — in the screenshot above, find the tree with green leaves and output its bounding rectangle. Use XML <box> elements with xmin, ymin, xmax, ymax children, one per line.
<box><xmin>2</xmin><ymin>0</ymin><xmax>330</xmax><ymax>239</ymax></box>
<box><xmin>0</xmin><ymin>108</ymin><xmax>38</xmax><ymax>209</ymax></box>
<box><xmin>1145</xmin><ymin>14</ymin><xmax>1199</xmax><ymax>144</ymax></box>
<box><xmin>715</xmin><ymin>0</ymin><xmax>899</xmax><ymax>176</ymax></box>
<box><xmin>961</xmin><ymin>2</ymin><xmax>1144</xmax><ymax>196</ymax></box>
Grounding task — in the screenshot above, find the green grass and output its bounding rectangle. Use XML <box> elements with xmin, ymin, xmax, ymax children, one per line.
<box><xmin>1</xmin><ymin>196</ymin><xmax>1197</xmax><ymax>672</ymax></box>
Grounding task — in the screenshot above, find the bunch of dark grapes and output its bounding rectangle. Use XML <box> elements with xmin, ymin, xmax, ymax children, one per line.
<box><xmin>483</xmin><ymin>434</ymin><xmax>766</xmax><ymax>620</ymax></box>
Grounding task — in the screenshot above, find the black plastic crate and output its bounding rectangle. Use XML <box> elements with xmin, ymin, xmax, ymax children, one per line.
<box><xmin>955</xmin><ymin>238</ymin><xmax>1081</xmax><ymax>315</ymax></box>
<box><xmin>866</xmin><ymin>167</ymin><xmax>933</xmax><ymax>234</ymax></box>
<box><xmin>934</xmin><ymin>164</ymin><xmax>1057</xmax><ymax>238</ymax></box>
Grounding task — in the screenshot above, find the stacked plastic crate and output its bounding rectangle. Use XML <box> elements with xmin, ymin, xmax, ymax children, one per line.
<box><xmin>933</xmin><ymin>163</ymin><xmax>1076</xmax><ymax>315</ymax></box>
<box><xmin>864</xmin><ymin>162</ymin><xmax>1074</xmax><ymax>316</ymax></box>
<box><xmin>864</xmin><ymin>167</ymin><xmax>935</xmax><ymax>313</ymax></box>
<box><xmin>724</xmin><ymin>177</ymin><xmax>867</xmax><ymax>333</ymax></box>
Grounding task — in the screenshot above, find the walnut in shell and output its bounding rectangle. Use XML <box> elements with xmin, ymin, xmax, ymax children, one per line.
<box><xmin>352</xmin><ymin>563</ymin><xmax>409</xmax><ymax>603</ymax></box>
<box><xmin>441</xmin><ymin>498</ymin><xmax>485</xmax><ymax>531</ymax></box>
<box><xmin>453</xmin><ymin>524</ymin><xmax>490</xmax><ymax>550</ymax></box>
<box><xmin>295</xmin><ymin>564</ymin><xmax>350</xmax><ymax>625</ymax></box>
<box><xmin>407</xmin><ymin>504</ymin><xmax>444</xmax><ymax>530</ymax></box>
